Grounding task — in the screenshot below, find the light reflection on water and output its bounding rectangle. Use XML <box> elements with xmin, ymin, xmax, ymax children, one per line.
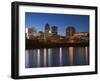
<box><xmin>25</xmin><ymin>47</ymin><xmax>89</xmax><ymax>68</ymax></box>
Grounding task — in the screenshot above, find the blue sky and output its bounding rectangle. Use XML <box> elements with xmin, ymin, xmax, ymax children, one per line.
<box><xmin>25</xmin><ymin>12</ymin><xmax>89</xmax><ymax>36</ymax></box>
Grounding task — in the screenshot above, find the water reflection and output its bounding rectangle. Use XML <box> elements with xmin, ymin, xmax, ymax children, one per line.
<box><xmin>48</xmin><ymin>49</ymin><xmax>52</xmax><ymax>67</ymax></box>
<box><xmin>59</xmin><ymin>48</ymin><xmax>62</xmax><ymax>66</ymax></box>
<box><xmin>68</xmin><ymin>47</ymin><xmax>74</xmax><ymax>65</ymax></box>
<box><xmin>25</xmin><ymin>47</ymin><xmax>89</xmax><ymax>68</ymax></box>
<box><xmin>44</xmin><ymin>48</ymin><xmax>47</xmax><ymax>67</ymax></box>
<box><xmin>37</xmin><ymin>49</ymin><xmax>40</xmax><ymax>67</ymax></box>
<box><xmin>85</xmin><ymin>47</ymin><xmax>89</xmax><ymax>64</ymax></box>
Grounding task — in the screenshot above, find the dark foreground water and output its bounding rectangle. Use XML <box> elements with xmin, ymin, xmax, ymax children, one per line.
<box><xmin>25</xmin><ymin>47</ymin><xmax>89</xmax><ymax>68</ymax></box>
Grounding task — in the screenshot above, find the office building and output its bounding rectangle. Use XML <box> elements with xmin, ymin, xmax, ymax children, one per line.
<box><xmin>51</xmin><ymin>26</ymin><xmax>58</xmax><ymax>36</ymax></box>
<box><xmin>28</xmin><ymin>27</ymin><xmax>37</xmax><ymax>39</ymax></box>
<box><xmin>66</xmin><ymin>27</ymin><xmax>76</xmax><ymax>37</ymax></box>
<box><xmin>44</xmin><ymin>23</ymin><xmax>50</xmax><ymax>37</ymax></box>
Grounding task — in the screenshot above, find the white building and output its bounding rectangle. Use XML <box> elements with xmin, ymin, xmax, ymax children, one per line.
<box><xmin>25</xmin><ymin>28</ymin><xmax>29</xmax><ymax>39</ymax></box>
<box><xmin>25</xmin><ymin>27</ymin><xmax>38</xmax><ymax>39</ymax></box>
<box><xmin>74</xmin><ymin>32</ymin><xmax>89</xmax><ymax>37</ymax></box>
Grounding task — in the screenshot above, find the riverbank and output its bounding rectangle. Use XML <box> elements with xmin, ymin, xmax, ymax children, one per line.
<box><xmin>26</xmin><ymin>39</ymin><xmax>89</xmax><ymax>49</ymax></box>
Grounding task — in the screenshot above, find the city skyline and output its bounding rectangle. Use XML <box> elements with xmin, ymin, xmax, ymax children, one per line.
<box><xmin>25</xmin><ymin>12</ymin><xmax>89</xmax><ymax>36</ymax></box>
<box><xmin>25</xmin><ymin>13</ymin><xmax>89</xmax><ymax>68</ymax></box>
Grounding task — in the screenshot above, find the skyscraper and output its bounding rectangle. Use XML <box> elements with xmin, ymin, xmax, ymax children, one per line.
<box><xmin>44</xmin><ymin>23</ymin><xmax>50</xmax><ymax>37</ymax></box>
<box><xmin>66</xmin><ymin>27</ymin><xmax>76</xmax><ymax>37</ymax></box>
<box><xmin>51</xmin><ymin>26</ymin><xmax>58</xmax><ymax>36</ymax></box>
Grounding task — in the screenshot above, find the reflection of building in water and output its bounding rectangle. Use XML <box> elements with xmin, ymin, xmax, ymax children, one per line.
<box><xmin>37</xmin><ymin>49</ymin><xmax>40</xmax><ymax>67</ymax></box>
<box><xmin>25</xmin><ymin>47</ymin><xmax>89</xmax><ymax>68</ymax></box>
<box><xmin>44</xmin><ymin>48</ymin><xmax>47</xmax><ymax>67</ymax></box>
<box><xmin>52</xmin><ymin>48</ymin><xmax>57</xmax><ymax>66</ymax></box>
<box><xmin>59</xmin><ymin>48</ymin><xmax>62</xmax><ymax>66</ymax></box>
<box><xmin>25</xmin><ymin>50</ymin><xmax>37</xmax><ymax>68</ymax></box>
<box><xmin>25</xmin><ymin>50</ymin><xmax>29</xmax><ymax>68</ymax></box>
<box><xmin>84</xmin><ymin>47</ymin><xmax>89</xmax><ymax>64</ymax></box>
<box><xmin>68</xmin><ymin>47</ymin><xmax>74</xmax><ymax>65</ymax></box>
<box><xmin>66</xmin><ymin>26</ymin><xmax>76</xmax><ymax>37</ymax></box>
<box><xmin>47</xmin><ymin>49</ymin><xmax>52</xmax><ymax>67</ymax></box>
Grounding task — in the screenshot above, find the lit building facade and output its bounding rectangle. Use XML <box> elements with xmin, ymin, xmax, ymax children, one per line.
<box><xmin>27</xmin><ymin>27</ymin><xmax>37</xmax><ymax>39</ymax></box>
<box><xmin>25</xmin><ymin>28</ymin><xmax>29</xmax><ymax>39</ymax></box>
<box><xmin>66</xmin><ymin>27</ymin><xmax>76</xmax><ymax>37</ymax></box>
<box><xmin>74</xmin><ymin>32</ymin><xmax>89</xmax><ymax>37</ymax></box>
<box><xmin>26</xmin><ymin>25</ymin><xmax>89</xmax><ymax>43</ymax></box>
<box><xmin>51</xmin><ymin>26</ymin><xmax>58</xmax><ymax>36</ymax></box>
<box><xmin>74</xmin><ymin>32</ymin><xmax>89</xmax><ymax>42</ymax></box>
<box><xmin>38</xmin><ymin>31</ymin><xmax>44</xmax><ymax>38</ymax></box>
<box><xmin>44</xmin><ymin>23</ymin><xmax>50</xmax><ymax>37</ymax></box>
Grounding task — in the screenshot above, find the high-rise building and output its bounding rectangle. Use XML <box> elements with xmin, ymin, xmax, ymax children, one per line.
<box><xmin>66</xmin><ymin>27</ymin><xmax>76</xmax><ymax>37</ymax></box>
<box><xmin>51</xmin><ymin>26</ymin><xmax>58</xmax><ymax>36</ymax></box>
<box><xmin>28</xmin><ymin>27</ymin><xmax>37</xmax><ymax>39</ymax></box>
<box><xmin>38</xmin><ymin>31</ymin><xmax>44</xmax><ymax>38</ymax></box>
<box><xmin>25</xmin><ymin>28</ymin><xmax>29</xmax><ymax>39</ymax></box>
<box><xmin>44</xmin><ymin>23</ymin><xmax>50</xmax><ymax>37</ymax></box>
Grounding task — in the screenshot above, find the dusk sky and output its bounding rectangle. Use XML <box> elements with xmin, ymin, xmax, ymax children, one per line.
<box><xmin>25</xmin><ymin>12</ymin><xmax>89</xmax><ymax>36</ymax></box>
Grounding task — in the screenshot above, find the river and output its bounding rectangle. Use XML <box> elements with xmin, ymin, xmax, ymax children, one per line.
<box><xmin>25</xmin><ymin>47</ymin><xmax>89</xmax><ymax>68</ymax></box>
